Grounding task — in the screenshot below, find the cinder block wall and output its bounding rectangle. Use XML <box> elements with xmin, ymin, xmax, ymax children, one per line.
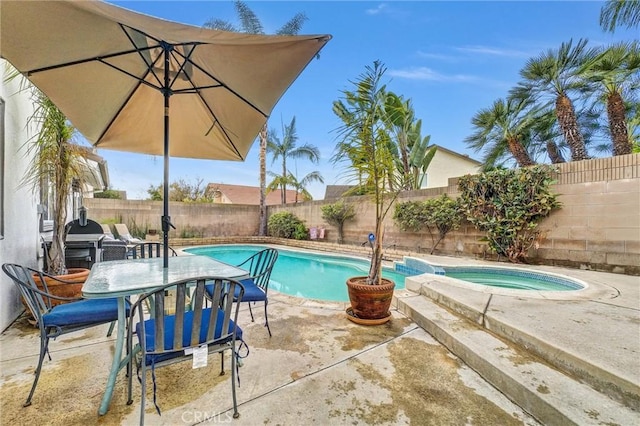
<box><xmin>535</xmin><ymin>154</ymin><xmax>639</xmax><ymax>274</ymax></box>
<box><xmin>85</xmin><ymin>199</ymin><xmax>260</xmax><ymax>238</ymax></box>
<box><xmin>85</xmin><ymin>153</ymin><xmax>640</xmax><ymax>275</ymax></box>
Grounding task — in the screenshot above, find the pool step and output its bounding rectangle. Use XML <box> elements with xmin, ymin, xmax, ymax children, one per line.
<box><xmin>394</xmin><ymin>257</ymin><xmax>445</xmax><ymax>276</ymax></box>
<box><xmin>395</xmin><ymin>292</ymin><xmax>639</xmax><ymax>426</ymax></box>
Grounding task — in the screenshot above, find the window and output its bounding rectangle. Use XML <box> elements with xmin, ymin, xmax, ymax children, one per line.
<box><xmin>0</xmin><ymin>97</ymin><xmax>5</xmax><ymax>239</ymax></box>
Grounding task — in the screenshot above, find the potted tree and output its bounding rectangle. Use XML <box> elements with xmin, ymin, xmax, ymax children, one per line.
<box><xmin>21</xmin><ymin>87</ymin><xmax>93</xmax><ymax>300</ymax></box>
<box><xmin>332</xmin><ymin>61</ymin><xmax>403</xmax><ymax>324</ymax></box>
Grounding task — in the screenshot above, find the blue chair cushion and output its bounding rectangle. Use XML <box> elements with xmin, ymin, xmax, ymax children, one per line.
<box><xmin>42</xmin><ymin>298</ymin><xmax>125</xmax><ymax>327</ymax></box>
<box><xmin>237</xmin><ymin>279</ymin><xmax>266</xmax><ymax>302</ymax></box>
<box><xmin>137</xmin><ymin>307</ymin><xmax>243</xmax><ymax>365</ymax></box>
<box><xmin>205</xmin><ymin>279</ymin><xmax>265</xmax><ymax>303</ymax></box>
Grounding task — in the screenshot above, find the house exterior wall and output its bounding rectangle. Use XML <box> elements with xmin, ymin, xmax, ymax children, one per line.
<box><xmin>0</xmin><ymin>64</ymin><xmax>39</xmax><ymax>331</ymax></box>
<box><xmin>423</xmin><ymin>147</ymin><xmax>480</xmax><ymax>189</ymax></box>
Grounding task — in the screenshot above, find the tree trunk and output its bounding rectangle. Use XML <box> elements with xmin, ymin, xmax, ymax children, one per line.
<box><xmin>367</xmin><ymin>226</ymin><xmax>384</xmax><ymax>285</ymax></box>
<box><xmin>607</xmin><ymin>91</ymin><xmax>633</xmax><ymax>156</ymax></box>
<box><xmin>50</xmin><ymin>154</ymin><xmax>71</xmax><ymax>275</ymax></box>
<box><xmin>259</xmin><ymin>124</ymin><xmax>268</xmax><ymax>236</ymax></box>
<box><xmin>281</xmin><ymin>158</ymin><xmax>287</xmax><ymax>204</ymax></box>
<box><xmin>546</xmin><ymin>140</ymin><xmax>566</xmax><ymax>164</ymax></box>
<box><xmin>556</xmin><ymin>95</ymin><xmax>589</xmax><ymax>161</ymax></box>
<box><xmin>507</xmin><ymin>137</ymin><xmax>535</xmax><ymax>167</ymax></box>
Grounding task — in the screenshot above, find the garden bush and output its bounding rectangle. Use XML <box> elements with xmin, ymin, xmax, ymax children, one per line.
<box><xmin>268</xmin><ymin>211</ymin><xmax>308</xmax><ymax>240</ymax></box>
<box><xmin>394</xmin><ymin>194</ymin><xmax>462</xmax><ymax>253</ymax></box>
<box><xmin>458</xmin><ymin>166</ymin><xmax>560</xmax><ymax>263</ymax></box>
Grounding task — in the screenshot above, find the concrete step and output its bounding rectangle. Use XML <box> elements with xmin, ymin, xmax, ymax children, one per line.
<box><xmin>410</xmin><ymin>279</ymin><xmax>640</xmax><ymax>412</ymax></box>
<box><xmin>395</xmin><ymin>293</ymin><xmax>639</xmax><ymax>426</ymax></box>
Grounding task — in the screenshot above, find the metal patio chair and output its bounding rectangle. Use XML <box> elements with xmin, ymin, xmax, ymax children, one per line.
<box><xmin>129</xmin><ymin>241</ymin><xmax>177</xmax><ymax>259</ymax></box>
<box><xmin>101</xmin><ymin>239</ymin><xmax>128</xmax><ymax>261</ymax></box>
<box><xmin>1</xmin><ymin>263</ymin><xmax>127</xmax><ymax>407</ymax></box>
<box><xmin>126</xmin><ymin>276</ymin><xmax>245</xmax><ymax>425</ymax></box>
<box><xmin>206</xmin><ymin>248</ymin><xmax>278</xmax><ymax>337</ymax></box>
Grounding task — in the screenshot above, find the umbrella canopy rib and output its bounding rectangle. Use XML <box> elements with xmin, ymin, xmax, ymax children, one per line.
<box><xmin>23</xmin><ymin>46</ymin><xmax>153</xmax><ymax>76</ymax></box>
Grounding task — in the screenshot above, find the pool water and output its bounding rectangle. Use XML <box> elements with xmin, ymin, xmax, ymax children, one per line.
<box><xmin>443</xmin><ymin>268</ymin><xmax>583</xmax><ymax>291</ymax></box>
<box><xmin>185</xmin><ymin>245</ymin><xmax>407</xmax><ymax>302</ymax></box>
<box><xmin>396</xmin><ymin>258</ymin><xmax>584</xmax><ymax>292</ymax></box>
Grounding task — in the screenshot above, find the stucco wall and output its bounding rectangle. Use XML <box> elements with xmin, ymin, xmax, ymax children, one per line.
<box><xmin>0</xmin><ymin>65</ymin><xmax>40</xmax><ymax>331</ymax></box>
<box><xmin>424</xmin><ymin>148</ymin><xmax>480</xmax><ymax>189</ymax></box>
<box><xmin>85</xmin><ymin>153</ymin><xmax>640</xmax><ymax>275</ymax></box>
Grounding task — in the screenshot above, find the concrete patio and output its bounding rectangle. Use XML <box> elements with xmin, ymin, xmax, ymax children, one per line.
<box><xmin>1</xmin><ymin>254</ymin><xmax>638</xmax><ymax>425</ymax></box>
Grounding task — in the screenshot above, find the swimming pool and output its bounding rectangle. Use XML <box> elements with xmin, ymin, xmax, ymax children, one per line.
<box><xmin>442</xmin><ymin>267</ymin><xmax>584</xmax><ymax>291</ymax></box>
<box><xmin>395</xmin><ymin>257</ymin><xmax>585</xmax><ymax>292</ymax></box>
<box><xmin>184</xmin><ymin>245</ymin><xmax>407</xmax><ymax>302</ymax></box>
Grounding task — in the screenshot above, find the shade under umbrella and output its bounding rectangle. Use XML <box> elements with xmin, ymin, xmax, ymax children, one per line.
<box><xmin>1</xmin><ymin>0</ymin><xmax>331</xmax><ymax>266</ymax></box>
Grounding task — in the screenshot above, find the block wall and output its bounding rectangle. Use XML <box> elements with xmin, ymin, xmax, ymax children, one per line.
<box><xmin>85</xmin><ymin>153</ymin><xmax>640</xmax><ymax>275</ymax></box>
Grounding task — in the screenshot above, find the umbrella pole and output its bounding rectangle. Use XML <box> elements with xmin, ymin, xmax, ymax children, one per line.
<box><xmin>162</xmin><ymin>42</ymin><xmax>172</xmax><ymax>269</ymax></box>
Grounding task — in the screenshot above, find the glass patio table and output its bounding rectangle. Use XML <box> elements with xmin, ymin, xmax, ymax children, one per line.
<box><xmin>82</xmin><ymin>255</ymin><xmax>248</xmax><ymax>415</ymax></box>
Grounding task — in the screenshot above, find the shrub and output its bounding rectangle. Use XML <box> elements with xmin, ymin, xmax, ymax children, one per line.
<box><xmin>180</xmin><ymin>226</ymin><xmax>204</xmax><ymax>238</ymax></box>
<box><xmin>268</xmin><ymin>211</ymin><xmax>308</xmax><ymax>240</ymax></box>
<box><xmin>393</xmin><ymin>200</ymin><xmax>429</xmax><ymax>232</ymax></box>
<box><xmin>394</xmin><ymin>194</ymin><xmax>462</xmax><ymax>253</ymax></box>
<box><xmin>321</xmin><ymin>201</ymin><xmax>356</xmax><ymax>244</ymax></box>
<box><xmin>458</xmin><ymin>166</ymin><xmax>560</xmax><ymax>263</ymax></box>
<box><xmin>94</xmin><ymin>189</ymin><xmax>123</xmax><ymax>199</ymax></box>
<box><xmin>423</xmin><ymin>194</ymin><xmax>462</xmax><ymax>254</ymax></box>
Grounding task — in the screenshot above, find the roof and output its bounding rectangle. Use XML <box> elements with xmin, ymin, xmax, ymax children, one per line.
<box><xmin>430</xmin><ymin>144</ymin><xmax>482</xmax><ymax>165</ymax></box>
<box><xmin>323</xmin><ymin>185</ymin><xmax>354</xmax><ymax>200</ymax></box>
<box><xmin>207</xmin><ymin>183</ymin><xmax>302</xmax><ymax>205</ymax></box>
<box><xmin>77</xmin><ymin>146</ymin><xmax>109</xmax><ymax>191</ymax></box>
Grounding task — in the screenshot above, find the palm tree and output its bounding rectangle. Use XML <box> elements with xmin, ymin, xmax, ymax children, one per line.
<box><xmin>628</xmin><ymin>103</ymin><xmax>640</xmax><ymax>151</ymax></box>
<box><xmin>267</xmin><ymin>170</ymin><xmax>323</xmax><ymax>203</ymax></box>
<box><xmin>267</xmin><ymin>116</ymin><xmax>321</xmax><ymax>204</ymax></box>
<box><xmin>600</xmin><ymin>0</ymin><xmax>640</xmax><ymax>32</ymax></box>
<box><xmin>291</xmin><ymin>171</ymin><xmax>324</xmax><ymax>202</ymax></box>
<box><xmin>580</xmin><ymin>42</ymin><xmax>640</xmax><ymax>156</ymax></box>
<box><xmin>529</xmin><ymin>109</ymin><xmax>567</xmax><ymax>164</ymax></box>
<box><xmin>22</xmin><ymin>90</ymin><xmax>88</xmax><ymax>275</ymax></box>
<box><xmin>332</xmin><ymin>61</ymin><xmax>401</xmax><ymax>285</ymax></box>
<box><xmin>204</xmin><ymin>1</ymin><xmax>308</xmax><ymax>234</ymax></box>
<box><xmin>512</xmin><ymin>39</ymin><xmax>597</xmax><ymax>161</ymax></box>
<box><xmin>465</xmin><ymin>97</ymin><xmax>537</xmax><ymax>169</ymax></box>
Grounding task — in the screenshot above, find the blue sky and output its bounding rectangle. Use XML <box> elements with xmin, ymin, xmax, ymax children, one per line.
<box><xmin>100</xmin><ymin>1</ymin><xmax>638</xmax><ymax>200</ymax></box>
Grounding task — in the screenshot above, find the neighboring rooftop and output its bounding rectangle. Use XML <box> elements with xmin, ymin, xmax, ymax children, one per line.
<box><xmin>323</xmin><ymin>185</ymin><xmax>354</xmax><ymax>200</ymax></box>
<box><xmin>207</xmin><ymin>183</ymin><xmax>302</xmax><ymax>205</ymax></box>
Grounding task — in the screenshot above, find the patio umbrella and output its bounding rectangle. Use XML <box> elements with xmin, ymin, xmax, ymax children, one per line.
<box><xmin>1</xmin><ymin>0</ymin><xmax>330</xmax><ymax>267</ymax></box>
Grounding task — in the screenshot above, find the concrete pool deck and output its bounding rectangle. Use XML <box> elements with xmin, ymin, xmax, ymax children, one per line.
<box><xmin>0</xmin><ymin>252</ymin><xmax>638</xmax><ymax>425</ymax></box>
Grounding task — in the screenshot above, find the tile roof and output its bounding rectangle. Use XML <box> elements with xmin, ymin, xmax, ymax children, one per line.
<box><xmin>207</xmin><ymin>183</ymin><xmax>302</xmax><ymax>205</ymax></box>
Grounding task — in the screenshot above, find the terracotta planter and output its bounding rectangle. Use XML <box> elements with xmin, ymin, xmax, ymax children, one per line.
<box><xmin>346</xmin><ymin>276</ymin><xmax>395</xmax><ymax>321</ymax></box>
<box><xmin>31</xmin><ymin>268</ymin><xmax>90</xmax><ymax>307</ymax></box>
